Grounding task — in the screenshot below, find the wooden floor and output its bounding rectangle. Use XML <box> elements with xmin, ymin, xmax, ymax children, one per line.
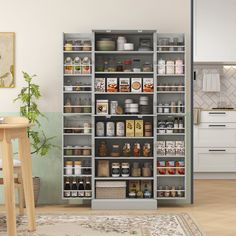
<box><xmin>1</xmin><ymin>180</ymin><xmax>236</xmax><ymax>236</ymax></box>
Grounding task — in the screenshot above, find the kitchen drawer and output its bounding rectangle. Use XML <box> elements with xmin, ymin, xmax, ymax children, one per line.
<box><xmin>194</xmin><ymin>123</ymin><xmax>236</xmax><ymax>147</ymax></box>
<box><xmin>201</xmin><ymin>111</ymin><xmax>236</xmax><ymax>123</ymax></box>
<box><xmin>194</xmin><ymin>148</ymin><xmax>236</xmax><ymax>172</ymax></box>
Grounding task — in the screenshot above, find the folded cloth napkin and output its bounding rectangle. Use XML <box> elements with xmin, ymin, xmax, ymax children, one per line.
<box><xmin>194</xmin><ymin>108</ymin><xmax>201</xmax><ymax>125</ymax></box>
<box><xmin>202</xmin><ymin>70</ymin><xmax>220</xmax><ymax>92</ymax></box>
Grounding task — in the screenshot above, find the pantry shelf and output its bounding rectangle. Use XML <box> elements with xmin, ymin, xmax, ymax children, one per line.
<box><xmin>95</xmin><ymin>136</ymin><xmax>154</xmax><ymax>139</ymax></box>
<box><xmin>95</xmin><ymin>72</ymin><xmax>154</xmax><ymax>75</ymax></box>
<box><xmin>157</xmin><ymin>51</ymin><xmax>185</xmax><ymax>54</ymax></box>
<box><xmin>95</xmin><ymin>157</ymin><xmax>154</xmax><ymax>160</ymax></box>
<box><xmin>156</xmin><ymin>133</ymin><xmax>185</xmax><ymax>136</ymax></box>
<box><xmin>156</xmin><ymin>197</ymin><xmax>186</xmax><ymax>200</ymax></box>
<box><xmin>64</xmin><ymin>74</ymin><xmax>92</xmax><ymax>77</ymax></box>
<box><xmin>157</xmin><ymin>74</ymin><xmax>185</xmax><ymax>77</ymax></box>
<box><xmin>64</xmin><ymin>51</ymin><xmax>92</xmax><ymax>53</ymax></box>
<box><xmin>94</xmin><ymin>92</ymin><xmax>154</xmax><ymax>95</ymax></box>
<box><xmin>95</xmin><ymin>177</ymin><xmax>154</xmax><ymax>180</ymax></box>
<box><xmin>156</xmin><ymin>175</ymin><xmax>185</xmax><ymax>177</ymax></box>
<box><xmin>95</xmin><ymin>51</ymin><xmax>154</xmax><ymax>54</ymax></box>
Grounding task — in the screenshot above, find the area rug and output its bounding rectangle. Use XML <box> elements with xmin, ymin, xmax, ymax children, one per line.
<box><xmin>0</xmin><ymin>213</ymin><xmax>204</xmax><ymax>236</ymax></box>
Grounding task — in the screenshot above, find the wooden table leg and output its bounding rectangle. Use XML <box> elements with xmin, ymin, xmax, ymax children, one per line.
<box><xmin>1</xmin><ymin>139</ymin><xmax>17</xmax><ymax>236</ymax></box>
<box><xmin>16</xmin><ymin>168</ymin><xmax>24</xmax><ymax>216</ymax></box>
<box><xmin>18</xmin><ymin>135</ymin><xmax>36</xmax><ymax>231</ymax></box>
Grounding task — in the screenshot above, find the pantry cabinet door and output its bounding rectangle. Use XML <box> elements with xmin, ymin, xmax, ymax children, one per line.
<box><xmin>194</xmin><ymin>123</ymin><xmax>236</xmax><ymax>147</ymax></box>
<box><xmin>194</xmin><ymin>148</ymin><xmax>236</xmax><ymax>172</ymax></box>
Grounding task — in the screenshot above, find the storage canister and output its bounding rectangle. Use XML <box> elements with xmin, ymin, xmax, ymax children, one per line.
<box><xmin>74</xmin><ymin>161</ymin><xmax>82</xmax><ymax>175</ymax></box>
<box><xmin>144</xmin><ymin>122</ymin><xmax>152</xmax><ymax>137</ymax></box>
<box><xmin>110</xmin><ymin>101</ymin><xmax>118</xmax><ymax>115</ymax></box>
<box><xmin>96</xmin><ymin>122</ymin><xmax>105</xmax><ymax>136</ymax></box>
<box><xmin>116</xmin><ymin>121</ymin><xmax>125</xmax><ymax>137</ymax></box>
<box><xmin>175</xmin><ymin>59</ymin><xmax>184</xmax><ymax>74</ymax></box>
<box><xmin>117</xmin><ymin>36</ymin><xmax>127</xmax><ymax>51</ymax></box>
<box><xmin>158</xmin><ymin>59</ymin><xmax>165</xmax><ymax>74</ymax></box>
<box><xmin>65</xmin><ymin>161</ymin><xmax>73</xmax><ymax>175</ymax></box>
<box><xmin>121</xmin><ymin>162</ymin><xmax>130</xmax><ymax>177</ymax></box>
<box><xmin>106</xmin><ymin>122</ymin><xmax>115</xmax><ymax>136</ymax></box>
<box><xmin>112</xmin><ymin>163</ymin><xmax>120</xmax><ymax>177</ymax></box>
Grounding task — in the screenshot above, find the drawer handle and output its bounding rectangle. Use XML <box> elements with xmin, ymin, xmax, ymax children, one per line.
<box><xmin>208</xmin><ymin>124</ymin><xmax>226</xmax><ymax>127</ymax></box>
<box><xmin>208</xmin><ymin>112</ymin><xmax>226</xmax><ymax>115</ymax></box>
<box><xmin>208</xmin><ymin>149</ymin><xmax>226</xmax><ymax>152</ymax></box>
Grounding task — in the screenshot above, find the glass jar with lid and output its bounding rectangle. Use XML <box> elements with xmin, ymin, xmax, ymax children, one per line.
<box><xmin>133</xmin><ymin>143</ymin><xmax>141</xmax><ymax>157</ymax></box>
<box><xmin>64</xmin><ymin>40</ymin><xmax>73</xmax><ymax>51</ymax></box>
<box><xmin>143</xmin><ymin>62</ymin><xmax>152</xmax><ymax>72</ymax></box>
<box><xmin>65</xmin><ymin>161</ymin><xmax>73</xmax><ymax>175</ymax></box>
<box><xmin>122</xmin><ymin>143</ymin><xmax>131</xmax><ymax>157</ymax></box>
<box><xmin>111</xmin><ymin>144</ymin><xmax>120</xmax><ymax>157</ymax></box>
<box><xmin>73</xmin><ymin>40</ymin><xmax>82</xmax><ymax>51</ymax></box>
<box><xmin>112</xmin><ymin>163</ymin><xmax>120</xmax><ymax>177</ymax></box>
<box><xmin>133</xmin><ymin>59</ymin><xmax>141</xmax><ymax>72</ymax></box>
<box><xmin>123</xmin><ymin>60</ymin><xmax>132</xmax><ymax>72</ymax></box>
<box><xmin>82</xmin><ymin>57</ymin><xmax>91</xmax><ymax>74</ymax></box>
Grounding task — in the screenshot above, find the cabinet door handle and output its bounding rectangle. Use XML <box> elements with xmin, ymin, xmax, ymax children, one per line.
<box><xmin>208</xmin><ymin>149</ymin><xmax>226</xmax><ymax>152</ymax></box>
<box><xmin>208</xmin><ymin>124</ymin><xmax>226</xmax><ymax>127</ymax></box>
<box><xmin>208</xmin><ymin>112</ymin><xmax>226</xmax><ymax>115</ymax></box>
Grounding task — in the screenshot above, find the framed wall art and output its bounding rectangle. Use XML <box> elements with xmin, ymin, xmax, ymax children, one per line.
<box><xmin>0</xmin><ymin>32</ymin><xmax>15</xmax><ymax>88</ymax></box>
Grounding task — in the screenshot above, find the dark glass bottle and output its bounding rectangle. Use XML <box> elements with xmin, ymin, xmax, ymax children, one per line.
<box><xmin>85</xmin><ymin>179</ymin><xmax>92</xmax><ymax>198</ymax></box>
<box><xmin>64</xmin><ymin>178</ymin><xmax>71</xmax><ymax>198</ymax></box>
<box><xmin>71</xmin><ymin>178</ymin><xmax>78</xmax><ymax>197</ymax></box>
<box><xmin>78</xmin><ymin>179</ymin><xmax>85</xmax><ymax>198</ymax></box>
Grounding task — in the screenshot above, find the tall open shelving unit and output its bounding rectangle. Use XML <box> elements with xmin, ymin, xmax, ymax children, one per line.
<box><xmin>62</xmin><ymin>30</ymin><xmax>191</xmax><ymax>209</ymax></box>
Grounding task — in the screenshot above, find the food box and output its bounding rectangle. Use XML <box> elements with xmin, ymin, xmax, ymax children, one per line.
<box><xmin>107</xmin><ymin>78</ymin><xmax>118</xmax><ymax>92</ymax></box>
<box><xmin>119</xmin><ymin>78</ymin><xmax>130</xmax><ymax>92</ymax></box>
<box><xmin>95</xmin><ymin>78</ymin><xmax>106</xmax><ymax>92</ymax></box>
<box><xmin>166</xmin><ymin>161</ymin><xmax>176</xmax><ymax>175</ymax></box>
<box><xmin>166</xmin><ymin>141</ymin><xmax>176</xmax><ymax>156</ymax></box>
<box><xmin>157</xmin><ymin>161</ymin><xmax>166</xmax><ymax>175</ymax></box>
<box><xmin>135</xmin><ymin>120</ymin><xmax>143</xmax><ymax>137</ymax></box>
<box><xmin>176</xmin><ymin>161</ymin><xmax>185</xmax><ymax>175</ymax></box>
<box><xmin>176</xmin><ymin>141</ymin><xmax>185</xmax><ymax>156</ymax></box>
<box><xmin>96</xmin><ymin>100</ymin><xmax>109</xmax><ymax>115</ymax></box>
<box><xmin>157</xmin><ymin>141</ymin><xmax>165</xmax><ymax>156</ymax></box>
<box><xmin>131</xmin><ymin>78</ymin><xmax>142</xmax><ymax>92</ymax></box>
<box><xmin>126</xmin><ymin>120</ymin><xmax>134</xmax><ymax>137</ymax></box>
<box><xmin>143</xmin><ymin>78</ymin><xmax>154</xmax><ymax>92</ymax></box>
<box><xmin>96</xmin><ymin>181</ymin><xmax>126</xmax><ymax>199</ymax></box>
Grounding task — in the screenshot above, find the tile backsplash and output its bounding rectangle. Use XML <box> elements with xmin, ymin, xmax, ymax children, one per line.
<box><xmin>194</xmin><ymin>65</ymin><xmax>236</xmax><ymax>109</ymax></box>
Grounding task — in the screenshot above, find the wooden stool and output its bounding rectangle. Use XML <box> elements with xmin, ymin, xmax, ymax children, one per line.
<box><xmin>0</xmin><ymin>159</ymin><xmax>24</xmax><ymax>215</ymax></box>
<box><xmin>0</xmin><ymin>117</ymin><xmax>36</xmax><ymax>236</ymax></box>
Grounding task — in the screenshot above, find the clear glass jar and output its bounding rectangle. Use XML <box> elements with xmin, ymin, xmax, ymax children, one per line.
<box><xmin>122</xmin><ymin>143</ymin><xmax>131</xmax><ymax>157</ymax></box>
<box><xmin>65</xmin><ymin>161</ymin><xmax>73</xmax><ymax>175</ymax></box>
<box><xmin>143</xmin><ymin>62</ymin><xmax>152</xmax><ymax>72</ymax></box>
<box><xmin>133</xmin><ymin>59</ymin><xmax>141</xmax><ymax>72</ymax></box>
<box><xmin>111</xmin><ymin>144</ymin><xmax>120</xmax><ymax>157</ymax></box>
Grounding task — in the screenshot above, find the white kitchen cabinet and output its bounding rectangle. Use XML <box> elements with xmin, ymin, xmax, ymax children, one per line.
<box><xmin>194</xmin><ymin>123</ymin><xmax>236</xmax><ymax>148</ymax></box>
<box><xmin>194</xmin><ymin>0</ymin><xmax>236</xmax><ymax>62</ymax></box>
<box><xmin>194</xmin><ymin>148</ymin><xmax>236</xmax><ymax>172</ymax></box>
<box><xmin>194</xmin><ymin>110</ymin><xmax>236</xmax><ymax>174</ymax></box>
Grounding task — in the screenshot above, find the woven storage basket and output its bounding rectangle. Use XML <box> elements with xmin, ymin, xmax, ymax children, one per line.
<box><xmin>96</xmin><ymin>181</ymin><xmax>126</xmax><ymax>199</ymax></box>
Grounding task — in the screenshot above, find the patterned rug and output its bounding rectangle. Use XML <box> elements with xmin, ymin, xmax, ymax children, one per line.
<box><xmin>0</xmin><ymin>213</ymin><xmax>204</xmax><ymax>236</ymax></box>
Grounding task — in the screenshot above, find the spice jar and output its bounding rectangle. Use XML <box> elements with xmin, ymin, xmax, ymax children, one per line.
<box><xmin>158</xmin><ymin>59</ymin><xmax>165</xmax><ymax>74</ymax></box>
<box><xmin>143</xmin><ymin>61</ymin><xmax>152</xmax><ymax>72</ymax></box>
<box><xmin>73</xmin><ymin>40</ymin><xmax>82</xmax><ymax>51</ymax></box>
<box><xmin>73</xmin><ymin>57</ymin><xmax>81</xmax><ymax>74</ymax></box>
<box><xmin>65</xmin><ymin>161</ymin><xmax>73</xmax><ymax>175</ymax></box>
<box><xmin>64</xmin><ymin>40</ymin><xmax>73</xmax><ymax>51</ymax></box>
<box><xmin>144</xmin><ymin>122</ymin><xmax>152</xmax><ymax>137</ymax></box>
<box><xmin>64</xmin><ymin>57</ymin><xmax>73</xmax><ymax>74</ymax></box>
<box><xmin>82</xmin><ymin>57</ymin><xmax>91</xmax><ymax>74</ymax></box>
<box><xmin>164</xmin><ymin>104</ymin><xmax>170</xmax><ymax>113</ymax></box>
<box><xmin>142</xmin><ymin>143</ymin><xmax>151</xmax><ymax>157</ymax></box>
<box><xmin>133</xmin><ymin>143</ymin><xmax>141</xmax><ymax>157</ymax></box>
<box><xmin>106</xmin><ymin>122</ymin><xmax>115</xmax><ymax>137</ymax></box>
<box><xmin>123</xmin><ymin>60</ymin><xmax>132</xmax><ymax>72</ymax></box>
<box><xmin>82</xmin><ymin>146</ymin><xmax>91</xmax><ymax>156</ymax></box>
<box><xmin>175</xmin><ymin>59</ymin><xmax>184</xmax><ymax>74</ymax></box>
<box><xmin>112</xmin><ymin>163</ymin><xmax>120</xmax><ymax>177</ymax></box>
<box><xmin>170</xmin><ymin>186</ymin><xmax>176</xmax><ymax>197</ymax></box>
<box><xmin>177</xmin><ymin>185</ymin><xmax>184</xmax><ymax>197</ymax></box>
<box><xmin>164</xmin><ymin>186</ymin><xmax>170</xmax><ymax>197</ymax></box>
<box><xmin>64</xmin><ymin>98</ymin><xmax>72</xmax><ymax>113</ymax></box>
<box><xmin>74</xmin><ymin>161</ymin><xmax>82</xmax><ymax>175</ymax></box>
<box><xmin>98</xmin><ymin>142</ymin><xmax>108</xmax><ymax>157</ymax></box>
<box><xmin>110</xmin><ymin>101</ymin><xmax>118</xmax><ymax>115</ymax></box>
<box><xmin>74</xmin><ymin>146</ymin><xmax>82</xmax><ymax>156</ymax></box>
<box><xmin>84</xmin><ymin>122</ymin><xmax>91</xmax><ymax>134</ymax></box>
<box><xmin>116</xmin><ymin>121</ymin><xmax>125</xmax><ymax>137</ymax></box>
<box><xmin>111</xmin><ymin>144</ymin><xmax>120</xmax><ymax>157</ymax></box>
<box><xmin>121</xmin><ymin>163</ymin><xmax>130</xmax><ymax>177</ymax></box>
<box><xmin>65</xmin><ymin>146</ymin><xmax>73</xmax><ymax>156</ymax></box>
<box><xmin>83</xmin><ymin>40</ymin><xmax>91</xmax><ymax>51</ymax></box>
<box><xmin>96</xmin><ymin>122</ymin><xmax>105</xmax><ymax>137</ymax></box>
<box><xmin>122</xmin><ymin>143</ymin><xmax>131</xmax><ymax>157</ymax></box>
<box><xmin>142</xmin><ymin>162</ymin><xmax>152</xmax><ymax>177</ymax></box>
<box><xmin>158</xmin><ymin>186</ymin><xmax>164</xmax><ymax>197</ymax></box>
<box><xmin>116</xmin><ymin>61</ymin><xmax>123</xmax><ymax>72</ymax></box>
<box><xmin>133</xmin><ymin>59</ymin><xmax>141</xmax><ymax>72</ymax></box>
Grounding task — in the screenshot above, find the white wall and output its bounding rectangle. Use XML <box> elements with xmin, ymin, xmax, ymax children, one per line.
<box><xmin>194</xmin><ymin>0</ymin><xmax>236</xmax><ymax>62</ymax></box>
<box><xmin>0</xmin><ymin>0</ymin><xmax>191</xmax><ymax>112</ymax></box>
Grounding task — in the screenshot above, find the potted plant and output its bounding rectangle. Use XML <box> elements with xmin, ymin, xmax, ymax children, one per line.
<box><xmin>14</xmin><ymin>72</ymin><xmax>55</xmax><ymax>206</ymax></box>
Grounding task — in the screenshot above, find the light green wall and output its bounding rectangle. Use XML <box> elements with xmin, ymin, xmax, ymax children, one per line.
<box><xmin>0</xmin><ymin>112</ymin><xmax>65</xmax><ymax>205</ymax></box>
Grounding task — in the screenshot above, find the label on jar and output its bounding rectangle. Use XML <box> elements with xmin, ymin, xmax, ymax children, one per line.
<box><xmin>71</xmin><ymin>191</ymin><xmax>78</xmax><ymax>197</ymax></box>
<box><xmin>112</xmin><ymin>167</ymin><xmax>120</xmax><ymax>177</ymax></box>
<box><xmin>121</xmin><ymin>164</ymin><xmax>130</xmax><ymax>177</ymax></box>
<box><xmin>64</xmin><ymin>191</ymin><xmax>71</xmax><ymax>197</ymax></box>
